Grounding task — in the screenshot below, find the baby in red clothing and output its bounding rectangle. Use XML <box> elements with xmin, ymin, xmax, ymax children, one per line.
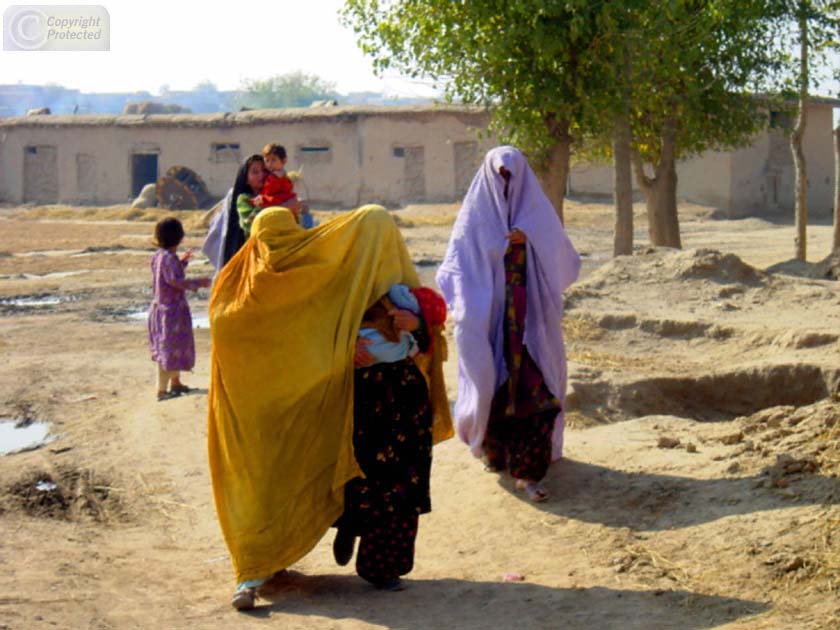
<box><xmin>259</xmin><ymin>143</ymin><xmax>297</xmax><ymax>208</ymax></box>
<box><xmin>255</xmin><ymin>143</ymin><xmax>314</xmax><ymax>228</ymax></box>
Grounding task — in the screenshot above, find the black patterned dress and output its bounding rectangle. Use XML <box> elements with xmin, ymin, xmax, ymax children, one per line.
<box><xmin>337</xmin><ymin>325</ymin><xmax>433</xmax><ymax>586</ymax></box>
<box><xmin>484</xmin><ymin>242</ymin><xmax>561</xmax><ymax>482</ymax></box>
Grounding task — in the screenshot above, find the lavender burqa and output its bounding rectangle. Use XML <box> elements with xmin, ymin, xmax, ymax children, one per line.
<box><xmin>435</xmin><ymin>146</ymin><xmax>581</xmax><ymax>471</ymax></box>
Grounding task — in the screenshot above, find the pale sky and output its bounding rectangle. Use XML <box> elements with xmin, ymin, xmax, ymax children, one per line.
<box><xmin>0</xmin><ymin>0</ymin><xmax>441</xmax><ymax>97</ymax></box>
<box><xmin>0</xmin><ymin>0</ymin><xmax>837</xmax><ymax>111</ymax></box>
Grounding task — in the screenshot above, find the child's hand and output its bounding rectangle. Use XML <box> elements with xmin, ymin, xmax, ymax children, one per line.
<box><xmin>389</xmin><ymin>309</ymin><xmax>420</xmax><ymax>332</ymax></box>
<box><xmin>253</xmin><ymin>195</ymin><xmax>264</xmax><ymax>207</ymax></box>
<box><xmin>180</xmin><ymin>249</ymin><xmax>194</xmax><ymax>264</ymax></box>
<box><xmin>197</xmin><ymin>278</ymin><xmax>211</xmax><ymax>289</ymax></box>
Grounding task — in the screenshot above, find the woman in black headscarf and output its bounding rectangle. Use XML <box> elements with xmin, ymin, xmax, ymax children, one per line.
<box><xmin>202</xmin><ymin>154</ymin><xmax>266</xmax><ymax>271</ymax></box>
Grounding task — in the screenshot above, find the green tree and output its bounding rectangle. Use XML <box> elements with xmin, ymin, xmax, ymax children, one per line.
<box><xmin>236</xmin><ymin>72</ymin><xmax>339</xmax><ymax>109</ymax></box>
<box><xmin>343</xmin><ymin>0</ymin><xmax>616</xmax><ymax>223</ymax></box>
<box><xmin>624</xmin><ymin>1</ymin><xmax>782</xmax><ymax>247</ymax></box>
<box><xmin>193</xmin><ymin>80</ymin><xmax>219</xmax><ymax>94</ymax></box>
<box><xmin>343</xmin><ymin>0</ymin><xmax>785</xmax><ymax>247</ymax></box>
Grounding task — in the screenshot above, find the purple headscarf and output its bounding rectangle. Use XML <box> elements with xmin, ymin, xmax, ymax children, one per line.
<box><xmin>435</xmin><ymin>146</ymin><xmax>580</xmax><ymax>461</ymax></box>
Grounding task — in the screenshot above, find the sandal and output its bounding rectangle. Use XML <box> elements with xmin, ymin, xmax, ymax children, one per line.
<box><xmin>231</xmin><ymin>587</ymin><xmax>256</xmax><ymax>611</ymax></box>
<box><xmin>157</xmin><ymin>391</ymin><xmax>179</xmax><ymax>401</ymax></box>
<box><xmin>170</xmin><ymin>384</ymin><xmax>193</xmax><ymax>395</ymax></box>
<box><xmin>481</xmin><ymin>456</ymin><xmax>503</xmax><ymax>473</ymax></box>
<box><xmin>515</xmin><ymin>479</ymin><xmax>549</xmax><ymax>503</ymax></box>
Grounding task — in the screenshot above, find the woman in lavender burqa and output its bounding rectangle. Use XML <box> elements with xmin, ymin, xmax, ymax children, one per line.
<box><xmin>435</xmin><ymin>146</ymin><xmax>580</xmax><ymax>502</ymax></box>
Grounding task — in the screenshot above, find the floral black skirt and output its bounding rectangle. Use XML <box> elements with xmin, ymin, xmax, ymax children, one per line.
<box><xmin>343</xmin><ymin>358</ymin><xmax>433</xmax><ymax>526</ymax></box>
<box><xmin>336</xmin><ymin>358</ymin><xmax>433</xmax><ymax>583</ymax></box>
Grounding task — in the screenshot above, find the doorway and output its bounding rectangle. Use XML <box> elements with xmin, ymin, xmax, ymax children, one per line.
<box><xmin>131</xmin><ymin>153</ymin><xmax>159</xmax><ymax>198</ymax></box>
<box><xmin>23</xmin><ymin>145</ymin><xmax>59</xmax><ymax>203</ymax></box>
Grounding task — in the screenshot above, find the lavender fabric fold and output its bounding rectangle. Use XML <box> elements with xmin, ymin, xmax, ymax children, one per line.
<box><xmin>201</xmin><ymin>188</ymin><xmax>234</xmax><ymax>272</ymax></box>
<box><xmin>435</xmin><ymin>146</ymin><xmax>581</xmax><ymax>461</ymax></box>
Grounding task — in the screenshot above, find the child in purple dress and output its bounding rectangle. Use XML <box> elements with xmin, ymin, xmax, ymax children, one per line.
<box><xmin>149</xmin><ymin>218</ymin><xmax>211</xmax><ymax>401</ymax></box>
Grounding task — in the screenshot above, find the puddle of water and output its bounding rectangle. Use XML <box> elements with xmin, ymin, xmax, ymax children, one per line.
<box><xmin>127</xmin><ymin>310</ymin><xmax>210</xmax><ymax>329</ymax></box>
<box><xmin>0</xmin><ymin>296</ymin><xmax>62</xmax><ymax>307</ymax></box>
<box><xmin>0</xmin><ymin>419</ymin><xmax>55</xmax><ymax>455</ymax></box>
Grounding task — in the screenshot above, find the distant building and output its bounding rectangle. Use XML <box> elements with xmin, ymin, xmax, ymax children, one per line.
<box><xmin>0</xmin><ymin>101</ymin><xmax>836</xmax><ymax>215</ymax></box>
<box><xmin>567</xmin><ymin>97</ymin><xmax>840</xmax><ymax>218</ymax></box>
<box><xmin>0</xmin><ymin>105</ymin><xmax>492</xmax><ymax>207</ymax></box>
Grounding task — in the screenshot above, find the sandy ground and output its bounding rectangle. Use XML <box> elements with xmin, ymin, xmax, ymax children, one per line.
<box><xmin>0</xmin><ymin>200</ymin><xmax>838</xmax><ymax>629</ymax></box>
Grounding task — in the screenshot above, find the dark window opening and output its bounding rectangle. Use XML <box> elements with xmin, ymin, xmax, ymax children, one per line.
<box><xmin>131</xmin><ymin>153</ymin><xmax>159</xmax><ymax>198</ymax></box>
<box><xmin>211</xmin><ymin>142</ymin><xmax>241</xmax><ymax>163</ymax></box>
<box><xmin>393</xmin><ymin>147</ymin><xmax>405</xmax><ymax>158</ymax></box>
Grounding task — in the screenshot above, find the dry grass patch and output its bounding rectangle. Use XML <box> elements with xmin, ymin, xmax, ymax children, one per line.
<box><xmin>564</xmin><ymin>315</ymin><xmax>607</xmax><ymax>341</ymax></box>
<box><xmin>18</xmin><ymin>205</ymin><xmax>210</xmax><ymax>232</ymax></box>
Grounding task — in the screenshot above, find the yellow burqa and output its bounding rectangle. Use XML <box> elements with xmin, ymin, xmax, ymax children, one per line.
<box><xmin>207</xmin><ymin>206</ymin><xmax>453</xmax><ymax>583</ymax></box>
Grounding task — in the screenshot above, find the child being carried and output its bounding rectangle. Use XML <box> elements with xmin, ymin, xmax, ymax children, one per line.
<box><xmin>358</xmin><ymin>284</ymin><xmax>422</xmax><ymax>365</ymax></box>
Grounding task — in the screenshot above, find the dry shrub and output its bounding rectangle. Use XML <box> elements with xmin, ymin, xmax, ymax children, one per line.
<box><xmin>568</xmin><ymin>349</ymin><xmax>660</xmax><ymax>371</ymax></box>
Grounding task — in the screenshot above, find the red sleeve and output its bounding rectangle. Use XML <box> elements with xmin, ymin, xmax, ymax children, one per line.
<box><xmin>261</xmin><ymin>174</ymin><xmax>297</xmax><ymax>207</ymax></box>
<box><xmin>410</xmin><ymin>287</ymin><xmax>447</xmax><ymax>354</ymax></box>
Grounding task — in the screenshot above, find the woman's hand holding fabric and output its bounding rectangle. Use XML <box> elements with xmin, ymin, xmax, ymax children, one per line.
<box><xmin>507</xmin><ymin>229</ymin><xmax>527</xmax><ymax>245</ymax></box>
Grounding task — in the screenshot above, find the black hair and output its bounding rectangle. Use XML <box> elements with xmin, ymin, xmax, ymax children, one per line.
<box><xmin>154</xmin><ymin>217</ymin><xmax>184</xmax><ymax>249</ymax></box>
<box><xmin>221</xmin><ymin>154</ymin><xmax>265</xmax><ymax>266</ymax></box>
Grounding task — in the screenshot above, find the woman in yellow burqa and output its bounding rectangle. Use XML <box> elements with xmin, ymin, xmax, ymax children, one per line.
<box><xmin>207</xmin><ymin>206</ymin><xmax>452</xmax><ymax>609</ymax></box>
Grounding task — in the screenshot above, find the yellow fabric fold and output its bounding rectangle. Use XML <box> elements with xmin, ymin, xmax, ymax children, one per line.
<box><xmin>207</xmin><ymin>205</ymin><xmax>452</xmax><ymax>583</ymax></box>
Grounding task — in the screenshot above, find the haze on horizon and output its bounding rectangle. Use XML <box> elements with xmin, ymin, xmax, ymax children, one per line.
<box><xmin>0</xmin><ymin>0</ymin><xmax>441</xmax><ymax>98</ymax></box>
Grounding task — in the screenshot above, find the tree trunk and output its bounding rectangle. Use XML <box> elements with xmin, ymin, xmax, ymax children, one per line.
<box><xmin>791</xmin><ymin>6</ymin><xmax>809</xmax><ymax>261</ymax></box>
<box><xmin>538</xmin><ymin>115</ymin><xmax>572</xmax><ymax>224</ymax></box>
<box><xmin>833</xmin><ymin>123</ymin><xmax>839</xmax><ymax>253</ymax></box>
<box><xmin>631</xmin><ymin>119</ymin><xmax>682</xmax><ymax>248</ymax></box>
<box><xmin>613</xmin><ymin>112</ymin><xmax>634</xmax><ymax>256</ymax></box>
<box><xmin>643</xmin><ymin>157</ymin><xmax>680</xmax><ymax>248</ymax></box>
<box><xmin>612</xmin><ymin>38</ymin><xmax>634</xmax><ymax>256</ymax></box>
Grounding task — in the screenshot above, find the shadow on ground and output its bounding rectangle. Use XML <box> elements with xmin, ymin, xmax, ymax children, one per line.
<box><xmin>244</xmin><ymin>572</ymin><xmax>768</xmax><ymax>630</ymax></box>
<box><xmin>498</xmin><ymin>458</ymin><xmax>838</xmax><ymax>530</ymax></box>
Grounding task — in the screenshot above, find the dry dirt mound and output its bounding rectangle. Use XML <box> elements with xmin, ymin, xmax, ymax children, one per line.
<box><xmin>725</xmin><ymin>399</ymin><xmax>840</xmax><ymax>596</ymax></box>
<box><xmin>577</xmin><ymin>248</ymin><xmax>765</xmax><ymax>291</ymax></box>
